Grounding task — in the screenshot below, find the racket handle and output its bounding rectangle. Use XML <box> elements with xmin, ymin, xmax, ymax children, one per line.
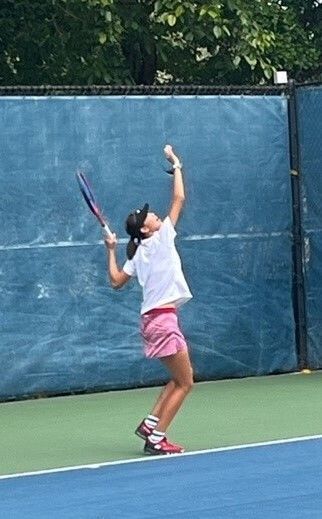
<box><xmin>103</xmin><ymin>224</ymin><xmax>113</xmax><ymax>237</ymax></box>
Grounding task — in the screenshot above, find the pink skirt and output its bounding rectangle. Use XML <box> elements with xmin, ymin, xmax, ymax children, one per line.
<box><xmin>140</xmin><ymin>308</ymin><xmax>188</xmax><ymax>359</ymax></box>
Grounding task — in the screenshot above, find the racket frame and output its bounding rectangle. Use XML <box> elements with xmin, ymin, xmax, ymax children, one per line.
<box><xmin>76</xmin><ymin>171</ymin><xmax>112</xmax><ymax>237</ymax></box>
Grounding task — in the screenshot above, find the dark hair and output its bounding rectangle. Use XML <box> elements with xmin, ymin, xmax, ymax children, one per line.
<box><xmin>126</xmin><ymin>236</ymin><xmax>141</xmax><ymax>260</ymax></box>
<box><xmin>125</xmin><ymin>203</ymin><xmax>149</xmax><ymax>260</ymax></box>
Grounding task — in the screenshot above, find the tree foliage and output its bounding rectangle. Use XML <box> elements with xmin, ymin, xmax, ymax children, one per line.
<box><xmin>0</xmin><ymin>0</ymin><xmax>321</xmax><ymax>86</ymax></box>
<box><xmin>0</xmin><ymin>0</ymin><xmax>127</xmax><ymax>84</ymax></box>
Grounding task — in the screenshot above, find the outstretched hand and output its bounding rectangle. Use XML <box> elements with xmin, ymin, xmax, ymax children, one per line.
<box><xmin>164</xmin><ymin>144</ymin><xmax>179</xmax><ymax>164</ymax></box>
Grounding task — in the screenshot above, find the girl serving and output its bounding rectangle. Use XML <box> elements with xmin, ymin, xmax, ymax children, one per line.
<box><xmin>104</xmin><ymin>145</ymin><xmax>193</xmax><ymax>455</ymax></box>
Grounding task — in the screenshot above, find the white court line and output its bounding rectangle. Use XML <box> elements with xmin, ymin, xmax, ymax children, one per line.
<box><xmin>0</xmin><ymin>231</ymin><xmax>289</xmax><ymax>251</ymax></box>
<box><xmin>1</xmin><ymin>433</ymin><xmax>322</xmax><ymax>481</ymax></box>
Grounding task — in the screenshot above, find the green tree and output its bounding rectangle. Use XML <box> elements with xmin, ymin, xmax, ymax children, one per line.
<box><xmin>0</xmin><ymin>0</ymin><xmax>320</xmax><ymax>86</ymax></box>
<box><xmin>280</xmin><ymin>0</ymin><xmax>322</xmax><ymax>80</ymax></box>
<box><xmin>0</xmin><ymin>0</ymin><xmax>128</xmax><ymax>84</ymax></box>
<box><xmin>151</xmin><ymin>0</ymin><xmax>320</xmax><ymax>84</ymax></box>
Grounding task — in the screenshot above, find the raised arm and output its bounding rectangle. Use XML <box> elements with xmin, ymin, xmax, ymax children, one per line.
<box><xmin>104</xmin><ymin>233</ymin><xmax>131</xmax><ymax>289</ymax></box>
<box><xmin>164</xmin><ymin>145</ymin><xmax>185</xmax><ymax>226</ymax></box>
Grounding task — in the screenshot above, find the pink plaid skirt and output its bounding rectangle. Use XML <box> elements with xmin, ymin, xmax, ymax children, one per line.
<box><xmin>140</xmin><ymin>308</ymin><xmax>188</xmax><ymax>359</ymax></box>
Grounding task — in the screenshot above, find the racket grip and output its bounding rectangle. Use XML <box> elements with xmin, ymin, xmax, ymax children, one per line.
<box><xmin>103</xmin><ymin>224</ymin><xmax>113</xmax><ymax>237</ymax></box>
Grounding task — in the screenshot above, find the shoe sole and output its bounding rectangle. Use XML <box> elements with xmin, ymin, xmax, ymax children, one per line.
<box><xmin>144</xmin><ymin>446</ymin><xmax>184</xmax><ymax>455</ymax></box>
<box><xmin>144</xmin><ymin>447</ymin><xmax>170</xmax><ymax>455</ymax></box>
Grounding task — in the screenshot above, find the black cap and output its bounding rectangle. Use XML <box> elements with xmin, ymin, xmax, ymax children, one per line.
<box><xmin>125</xmin><ymin>203</ymin><xmax>149</xmax><ymax>239</ymax></box>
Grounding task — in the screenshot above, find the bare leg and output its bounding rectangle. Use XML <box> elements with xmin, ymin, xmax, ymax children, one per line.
<box><xmin>155</xmin><ymin>350</ymin><xmax>193</xmax><ymax>432</ymax></box>
<box><xmin>150</xmin><ymin>381</ymin><xmax>176</xmax><ymax>418</ymax></box>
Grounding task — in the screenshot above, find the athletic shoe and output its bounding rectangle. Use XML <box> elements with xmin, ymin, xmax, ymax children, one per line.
<box><xmin>144</xmin><ymin>437</ymin><xmax>185</xmax><ymax>455</ymax></box>
<box><xmin>135</xmin><ymin>420</ymin><xmax>153</xmax><ymax>440</ymax></box>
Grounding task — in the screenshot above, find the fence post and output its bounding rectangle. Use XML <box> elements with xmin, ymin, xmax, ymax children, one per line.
<box><xmin>288</xmin><ymin>79</ymin><xmax>308</xmax><ymax>370</ymax></box>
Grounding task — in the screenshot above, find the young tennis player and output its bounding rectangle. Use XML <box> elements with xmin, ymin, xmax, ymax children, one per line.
<box><xmin>104</xmin><ymin>145</ymin><xmax>193</xmax><ymax>455</ymax></box>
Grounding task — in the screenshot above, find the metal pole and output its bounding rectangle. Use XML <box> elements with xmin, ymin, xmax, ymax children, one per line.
<box><xmin>288</xmin><ymin>79</ymin><xmax>308</xmax><ymax>370</ymax></box>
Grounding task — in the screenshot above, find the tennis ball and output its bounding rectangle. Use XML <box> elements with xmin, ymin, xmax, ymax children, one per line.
<box><xmin>301</xmin><ymin>368</ymin><xmax>312</xmax><ymax>374</ymax></box>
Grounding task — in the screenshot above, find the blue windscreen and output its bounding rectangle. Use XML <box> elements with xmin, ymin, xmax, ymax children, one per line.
<box><xmin>0</xmin><ymin>95</ymin><xmax>296</xmax><ymax>399</ymax></box>
<box><xmin>297</xmin><ymin>86</ymin><xmax>322</xmax><ymax>368</ymax></box>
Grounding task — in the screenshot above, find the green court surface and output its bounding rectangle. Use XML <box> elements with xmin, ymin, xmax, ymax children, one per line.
<box><xmin>1</xmin><ymin>371</ymin><xmax>322</xmax><ymax>476</ymax></box>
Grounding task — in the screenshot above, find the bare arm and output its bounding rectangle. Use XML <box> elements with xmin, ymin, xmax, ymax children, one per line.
<box><xmin>164</xmin><ymin>145</ymin><xmax>185</xmax><ymax>226</ymax></box>
<box><xmin>104</xmin><ymin>233</ymin><xmax>131</xmax><ymax>289</ymax></box>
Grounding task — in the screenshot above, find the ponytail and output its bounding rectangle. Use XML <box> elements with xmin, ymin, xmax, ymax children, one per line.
<box><xmin>126</xmin><ymin>237</ymin><xmax>140</xmax><ymax>260</ymax></box>
<box><xmin>126</xmin><ymin>233</ymin><xmax>147</xmax><ymax>259</ymax></box>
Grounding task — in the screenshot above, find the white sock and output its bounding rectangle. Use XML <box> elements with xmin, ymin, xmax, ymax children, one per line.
<box><xmin>148</xmin><ymin>430</ymin><xmax>165</xmax><ymax>444</ymax></box>
<box><xmin>144</xmin><ymin>415</ymin><xmax>159</xmax><ymax>429</ymax></box>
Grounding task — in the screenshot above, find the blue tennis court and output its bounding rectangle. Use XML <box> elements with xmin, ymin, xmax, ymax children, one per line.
<box><xmin>1</xmin><ymin>436</ymin><xmax>322</xmax><ymax>518</ymax></box>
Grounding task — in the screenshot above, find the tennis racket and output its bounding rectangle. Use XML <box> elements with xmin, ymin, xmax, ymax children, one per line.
<box><xmin>76</xmin><ymin>171</ymin><xmax>112</xmax><ymax>237</ymax></box>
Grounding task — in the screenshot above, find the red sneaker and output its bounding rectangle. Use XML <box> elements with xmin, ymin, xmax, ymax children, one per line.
<box><xmin>135</xmin><ymin>420</ymin><xmax>153</xmax><ymax>440</ymax></box>
<box><xmin>144</xmin><ymin>437</ymin><xmax>185</xmax><ymax>455</ymax></box>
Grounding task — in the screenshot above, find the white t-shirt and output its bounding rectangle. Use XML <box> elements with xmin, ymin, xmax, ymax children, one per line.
<box><xmin>123</xmin><ymin>216</ymin><xmax>193</xmax><ymax>315</ymax></box>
